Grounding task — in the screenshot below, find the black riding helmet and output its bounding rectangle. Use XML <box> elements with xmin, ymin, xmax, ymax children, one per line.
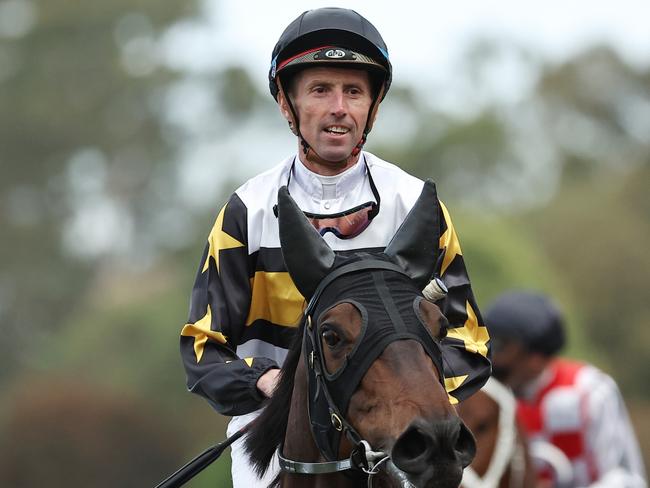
<box><xmin>269</xmin><ymin>7</ymin><xmax>392</xmax><ymax>100</ymax></box>
<box><xmin>484</xmin><ymin>291</ymin><xmax>566</xmax><ymax>357</ymax></box>
<box><xmin>269</xmin><ymin>8</ymin><xmax>392</xmax><ymax>160</ymax></box>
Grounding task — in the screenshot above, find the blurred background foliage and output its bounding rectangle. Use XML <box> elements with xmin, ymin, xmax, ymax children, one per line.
<box><xmin>0</xmin><ymin>0</ymin><xmax>648</xmax><ymax>486</ymax></box>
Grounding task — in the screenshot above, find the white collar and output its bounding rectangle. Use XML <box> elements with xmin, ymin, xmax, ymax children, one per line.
<box><xmin>290</xmin><ymin>154</ymin><xmax>367</xmax><ymax>200</ymax></box>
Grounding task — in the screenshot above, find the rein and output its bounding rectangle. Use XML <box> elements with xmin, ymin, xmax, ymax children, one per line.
<box><xmin>461</xmin><ymin>377</ymin><xmax>526</xmax><ymax>488</ymax></box>
<box><xmin>154</xmin><ymin>426</ymin><xmax>248</xmax><ymax>488</ymax></box>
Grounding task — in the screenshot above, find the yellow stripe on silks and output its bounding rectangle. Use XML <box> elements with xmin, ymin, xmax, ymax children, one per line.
<box><xmin>181</xmin><ymin>305</ymin><xmax>228</xmax><ymax>362</ymax></box>
<box><xmin>438</xmin><ymin>201</ymin><xmax>463</xmax><ymax>276</ymax></box>
<box><xmin>203</xmin><ymin>204</ymin><xmax>245</xmax><ymax>273</ymax></box>
<box><xmin>245</xmin><ymin>272</ymin><xmax>305</xmax><ymax>327</ymax></box>
<box><xmin>444</xmin><ymin>375</ymin><xmax>468</xmax><ymax>404</ymax></box>
<box><xmin>446</xmin><ymin>301</ymin><xmax>489</xmax><ymax>358</ymax></box>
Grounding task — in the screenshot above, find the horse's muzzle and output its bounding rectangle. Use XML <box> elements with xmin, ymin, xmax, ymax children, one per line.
<box><xmin>390</xmin><ymin>417</ymin><xmax>476</xmax><ymax>487</ymax></box>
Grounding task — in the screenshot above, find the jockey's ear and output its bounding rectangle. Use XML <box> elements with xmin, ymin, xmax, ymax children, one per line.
<box><xmin>277</xmin><ymin>90</ymin><xmax>292</xmax><ymax>122</ymax></box>
<box><xmin>276</xmin><ymin>80</ymin><xmax>298</xmax><ymax>136</ymax></box>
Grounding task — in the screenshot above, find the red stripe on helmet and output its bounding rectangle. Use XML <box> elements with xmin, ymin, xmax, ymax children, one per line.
<box><xmin>276</xmin><ymin>45</ymin><xmax>334</xmax><ymax>72</ymax></box>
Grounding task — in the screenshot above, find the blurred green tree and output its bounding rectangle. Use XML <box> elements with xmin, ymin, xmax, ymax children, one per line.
<box><xmin>0</xmin><ymin>0</ymin><xmax>198</xmax><ymax>383</ymax></box>
<box><xmin>528</xmin><ymin>46</ymin><xmax>650</xmax><ymax>396</ymax></box>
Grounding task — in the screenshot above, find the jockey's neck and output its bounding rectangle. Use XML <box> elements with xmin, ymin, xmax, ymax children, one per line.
<box><xmin>298</xmin><ymin>148</ymin><xmax>361</xmax><ymax>176</ymax></box>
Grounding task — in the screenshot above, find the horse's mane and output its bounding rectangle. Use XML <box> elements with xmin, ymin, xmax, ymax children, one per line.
<box><xmin>244</xmin><ymin>321</ymin><xmax>304</xmax><ymax>483</ymax></box>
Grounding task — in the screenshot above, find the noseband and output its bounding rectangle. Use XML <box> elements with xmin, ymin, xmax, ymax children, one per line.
<box><xmin>278</xmin><ymin>257</ymin><xmax>445</xmax><ymax>480</ymax></box>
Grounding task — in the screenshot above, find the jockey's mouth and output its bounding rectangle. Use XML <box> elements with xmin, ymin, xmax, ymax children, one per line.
<box><xmin>323</xmin><ymin>125</ymin><xmax>351</xmax><ymax>135</ymax></box>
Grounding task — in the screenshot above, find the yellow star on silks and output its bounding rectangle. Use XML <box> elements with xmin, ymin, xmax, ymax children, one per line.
<box><xmin>181</xmin><ymin>305</ymin><xmax>228</xmax><ymax>362</ymax></box>
<box><xmin>438</xmin><ymin>202</ymin><xmax>463</xmax><ymax>276</ymax></box>
<box><xmin>444</xmin><ymin>375</ymin><xmax>469</xmax><ymax>405</ymax></box>
<box><xmin>446</xmin><ymin>301</ymin><xmax>489</xmax><ymax>358</ymax></box>
<box><xmin>203</xmin><ymin>205</ymin><xmax>245</xmax><ymax>273</ymax></box>
<box><xmin>226</xmin><ymin>357</ymin><xmax>255</xmax><ymax>367</ymax></box>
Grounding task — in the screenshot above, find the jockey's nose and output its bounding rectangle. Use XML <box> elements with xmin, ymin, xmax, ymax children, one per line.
<box><xmin>391</xmin><ymin>417</ymin><xmax>476</xmax><ymax>488</ymax></box>
<box><xmin>330</xmin><ymin>91</ymin><xmax>346</xmax><ymax>118</ymax></box>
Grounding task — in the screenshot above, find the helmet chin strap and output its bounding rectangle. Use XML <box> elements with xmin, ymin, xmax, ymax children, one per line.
<box><xmin>278</xmin><ymin>77</ymin><xmax>384</xmax><ymax>169</ymax></box>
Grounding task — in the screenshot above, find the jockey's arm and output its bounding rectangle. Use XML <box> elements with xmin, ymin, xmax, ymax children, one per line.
<box><xmin>180</xmin><ymin>195</ymin><xmax>280</xmax><ymax>416</ymax></box>
<box><xmin>584</xmin><ymin>371</ymin><xmax>647</xmax><ymax>487</ymax></box>
<box><xmin>430</xmin><ymin>200</ymin><xmax>491</xmax><ymax>403</ymax></box>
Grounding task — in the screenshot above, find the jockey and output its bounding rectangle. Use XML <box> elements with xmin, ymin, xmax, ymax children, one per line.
<box><xmin>180</xmin><ymin>8</ymin><xmax>491</xmax><ymax>487</ymax></box>
<box><xmin>485</xmin><ymin>290</ymin><xmax>647</xmax><ymax>488</ymax></box>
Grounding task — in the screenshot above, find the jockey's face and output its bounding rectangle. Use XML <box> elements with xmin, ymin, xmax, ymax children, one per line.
<box><xmin>491</xmin><ymin>341</ymin><xmax>549</xmax><ymax>397</ymax></box>
<box><xmin>279</xmin><ymin>66</ymin><xmax>374</xmax><ymax>168</ymax></box>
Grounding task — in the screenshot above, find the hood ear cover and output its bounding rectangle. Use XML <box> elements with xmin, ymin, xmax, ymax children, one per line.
<box><xmin>383</xmin><ymin>179</ymin><xmax>440</xmax><ymax>289</ymax></box>
<box><xmin>276</xmin><ymin>186</ymin><xmax>336</xmax><ymax>299</ymax></box>
<box><xmin>277</xmin><ymin>180</ymin><xmax>440</xmax><ymax>299</ymax></box>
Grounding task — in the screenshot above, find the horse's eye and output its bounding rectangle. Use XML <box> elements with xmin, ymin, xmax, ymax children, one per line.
<box><xmin>321</xmin><ymin>329</ymin><xmax>341</xmax><ymax>348</ymax></box>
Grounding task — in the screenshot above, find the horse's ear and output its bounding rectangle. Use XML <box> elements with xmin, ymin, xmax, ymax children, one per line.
<box><xmin>384</xmin><ymin>179</ymin><xmax>440</xmax><ymax>289</ymax></box>
<box><xmin>277</xmin><ymin>186</ymin><xmax>335</xmax><ymax>299</ymax></box>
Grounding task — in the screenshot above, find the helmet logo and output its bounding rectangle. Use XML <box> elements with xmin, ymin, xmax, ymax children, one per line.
<box><xmin>325</xmin><ymin>49</ymin><xmax>346</xmax><ymax>59</ymax></box>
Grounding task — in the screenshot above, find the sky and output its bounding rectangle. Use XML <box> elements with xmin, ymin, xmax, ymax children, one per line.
<box><xmin>164</xmin><ymin>0</ymin><xmax>650</xmax><ymax>89</ymax></box>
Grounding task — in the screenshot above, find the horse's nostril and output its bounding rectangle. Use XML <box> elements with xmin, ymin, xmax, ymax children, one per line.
<box><xmin>391</xmin><ymin>418</ymin><xmax>471</xmax><ymax>487</ymax></box>
<box><xmin>455</xmin><ymin>422</ymin><xmax>477</xmax><ymax>468</ymax></box>
<box><xmin>391</xmin><ymin>426</ymin><xmax>433</xmax><ymax>474</ymax></box>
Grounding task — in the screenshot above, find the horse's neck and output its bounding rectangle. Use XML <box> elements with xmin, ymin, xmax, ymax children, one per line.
<box><xmin>281</xmin><ymin>355</ymin><xmax>358</xmax><ymax>488</ymax></box>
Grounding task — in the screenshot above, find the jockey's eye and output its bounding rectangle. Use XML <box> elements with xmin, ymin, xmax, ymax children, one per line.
<box><xmin>321</xmin><ymin>328</ymin><xmax>341</xmax><ymax>348</ymax></box>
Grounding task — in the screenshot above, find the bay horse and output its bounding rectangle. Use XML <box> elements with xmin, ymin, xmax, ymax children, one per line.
<box><xmin>456</xmin><ymin>377</ymin><xmax>535</xmax><ymax>488</ymax></box>
<box><xmin>244</xmin><ymin>180</ymin><xmax>477</xmax><ymax>487</ymax></box>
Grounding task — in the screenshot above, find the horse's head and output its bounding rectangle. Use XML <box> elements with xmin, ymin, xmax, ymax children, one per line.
<box><xmin>457</xmin><ymin>378</ymin><xmax>536</xmax><ymax>488</ymax></box>
<box><xmin>277</xmin><ymin>180</ymin><xmax>476</xmax><ymax>487</ymax></box>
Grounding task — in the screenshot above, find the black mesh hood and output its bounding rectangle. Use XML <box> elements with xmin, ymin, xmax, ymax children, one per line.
<box><xmin>304</xmin><ymin>255</ymin><xmax>445</xmax><ymax>460</ymax></box>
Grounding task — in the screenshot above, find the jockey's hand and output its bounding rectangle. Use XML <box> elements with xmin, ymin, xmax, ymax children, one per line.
<box><xmin>257</xmin><ymin>368</ymin><xmax>281</xmax><ymax>398</ymax></box>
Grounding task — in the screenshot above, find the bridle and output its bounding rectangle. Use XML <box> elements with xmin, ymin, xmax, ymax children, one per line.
<box><xmin>461</xmin><ymin>377</ymin><xmax>526</xmax><ymax>488</ymax></box>
<box><xmin>277</xmin><ymin>258</ymin><xmax>445</xmax><ymax>487</ymax></box>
